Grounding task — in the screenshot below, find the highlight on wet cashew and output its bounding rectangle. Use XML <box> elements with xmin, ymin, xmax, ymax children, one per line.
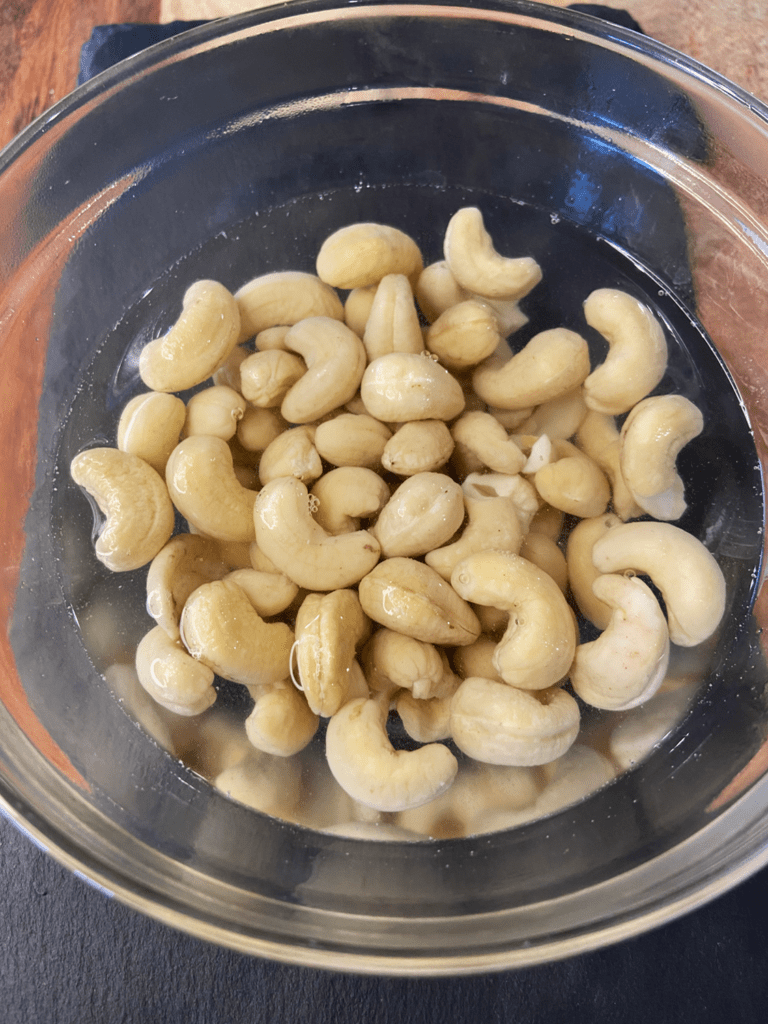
<box><xmin>472</xmin><ymin>328</ymin><xmax>591</xmax><ymax>410</ymax></box>
<box><xmin>223</xmin><ymin>567</ymin><xmax>298</xmax><ymax>619</ymax></box>
<box><xmin>362</xmin><ymin>273</ymin><xmax>423</xmax><ymax>360</ymax></box>
<box><xmin>591</xmin><ymin>520</ymin><xmax>727</xmax><ymax>647</ymax></box>
<box><xmin>325</xmin><ymin>696</ymin><xmax>458</xmax><ymax>811</ymax></box>
<box><xmin>239</xmin><ymin>349</ymin><xmax>306</xmax><ymax>408</ymax></box>
<box><xmin>146</xmin><ymin>533</ymin><xmax>231</xmax><ymax>640</ymax></box>
<box><xmin>451</xmin><ymin>411</ymin><xmax>526</xmax><ymax>476</ymax></box>
<box><xmin>450</xmin><ymin>677</ymin><xmax>580</xmax><ymax>766</ymax></box>
<box><xmin>451</xmin><ymin>550</ymin><xmax>577</xmax><ymax>690</ymax></box>
<box><xmin>360</xmin><ymin>351</ymin><xmax>465</xmax><ymax>422</ymax></box>
<box><xmin>358</xmin><ymin>557</ymin><xmax>481</xmax><ymax>646</ymax></box>
<box><xmin>370</xmin><ymin>472</ymin><xmax>465</xmax><ymax>559</ymax></box>
<box><xmin>281</xmin><ymin>316</ymin><xmax>367</xmax><ymax>423</ymax></box>
<box><xmin>117</xmin><ymin>391</ymin><xmax>186</xmax><ymax>476</ymax></box>
<box><xmin>234</xmin><ymin>270</ymin><xmax>344</xmax><ymax>343</ymax></box>
<box><xmin>425</xmin><ymin>299</ymin><xmax>502</xmax><ymax>370</ymax></box>
<box><xmin>253</xmin><ymin>476</ymin><xmax>381</xmax><ymax>590</ymax></box>
<box><xmin>443</xmin><ymin>207</ymin><xmax>543</xmax><ymax>300</ymax></box>
<box><xmin>566</xmin><ymin>513</ymin><xmax>623</xmax><ymax>630</ymax></box>
<box><xmin>258</xmin><ymin>425</ymin><xmax>322</xmax><ymax>487</ymax></box>
<box><xmin>292</xmin><ymin>589</ymin><xmax>369</xmax><ymax>717</ymax></box>
<box><xmin>316</xmin><ymin>221</ymin><xmax>424</xmax><ymax>290</ymax></box>
<box><xmin>425</xmin><ymin>487</ymin><xmax>524</xmax><ymax>581</ymax></box>
<box><xmin>70</xmin><ymin>447</ymin><xmax>176</xmax><ymax>572</ymax></box>
<box><xmin>570</xmin><ymin>573</ymin><xmax>670</xmax><ymax>711</ymax></box>
<box><xmin>136</xmin><ymin>624</ymin><xmax>216</xmax><ymax>716</ymax></box>
<box><xmin>180</xmin><ymin>578</ymin><xmax>294</xmax><ymax>688</ymax></box>
<box><xmin>576</xmin><ymin>409</ymin><xmax>643</xmax><ymax>521</ymax></box>
<box><xmin>165</xmin><ymin>435</ymin><xmax>259</xmax><ymax>542</ymax></box>
<box><xmin>310</xmin><ymin>466</ymin><xmax>390</xmax><ymax>534</ymax></box>
<box><xmin>313</xmin><ymin>412</ymin><xmax>392</xmax><ymax>468</ymax></box>
<box><xmin>381</xmin><ymin>420</ymin><xmax>454</xmax><ymax>476</ymax></box>
<box><xmin>183</xmin><ymin>385</ymin><xmax>246</xmax><ymax>441</ymax></box>
<box><xmin>245</xmin><ymin>681</ymin><xmax>319</xmax><ymax>757</ymax></box>
<box><xmin>619</xmin><ymin>394</ymin><xmax>704</xmax><ymax>521</ymax></box>
<box><xmin>582</xmin><ymin>287</ymin><xmax>668</xmax><ymax>415</ymax></box>
<box><xmin>139</xmin><ymin>279</ymin><xmax>240</xmax><ymax>393</ymax></box>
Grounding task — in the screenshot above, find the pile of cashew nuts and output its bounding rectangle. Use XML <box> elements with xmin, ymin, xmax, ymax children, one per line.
<box><xmin>70</xmin><ymin>206</ymin><xmax>727</xmax><ymax>832</ymax></box>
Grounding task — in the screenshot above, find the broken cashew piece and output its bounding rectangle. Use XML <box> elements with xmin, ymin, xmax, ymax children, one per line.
<box><xmin>591</xmin><ymin>521</ymin><xmax>726</xmax><ymax>647</ymax></box>
<box><xmin>619</xmin><ymin>394</ymin><xmax>704</xmax><ymax>521</ymax></box>
<box><xmin>570</xmin><ymin>574</ymin><xmax>670</xmax><ymax>711</ymax></box>
<box><xmin>136</xmin><ymin>625</ymin><xmax>216</xmax><ymax>716</ymax></box>
<box><xmin>117</xmin><ymin>392</ymin><xmax>186</xmax><ymax>476</ymax></box>
<box><xmin>326</xmin><ymin>696</ymin><xmax>458</xmax><ymax>811</ymax></box>
<box><xmin>281</xmin><ymin>316</ymin><xmax>367</xmax><ymax>423</ymax></box>
<box><xmin>70</xmin><ymin>447</ymin><xmax>175</xmax><ymax>572</ymax></box>
<box><xmin>443</xmin><ymin>207</ymin><xmax>542</xmax><ymax>300</ymax></box>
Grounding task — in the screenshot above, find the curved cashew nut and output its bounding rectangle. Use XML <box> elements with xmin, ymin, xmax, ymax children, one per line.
<box><xmin>180</xmin><ymin>579</ymin><xmax>294</xmax><ymax>688</ymax></box>
<box><xmin>253</xmin><ymin>476</ymin><xmax>381</xmax><ymax>590</ymax></box>
<box><xmin>362</xmin><ymin>273</ymin><xmax>424</xmax><ymax>360</ymax></box>
<box><xmin>358</xmin><ymin>557</ymin><xmax>481</xmax><ymax>646</ymax></box>
<box><xmin>443</xmin><ymin>207</ymin><xmax>542</xmax><ymax>300</ymax></box>
<box><xmin>518</xmin><ymin>435</ymin><xmax>611</xmax><ymax>519</ymax></box>
<box><xmin>310</xmin><ymin>467</ymin><xmax>390</xmax><ymax>534</ymax></box>
<box><xmin>472</xmin><ymin>328</ymin><xmax>591</xmax><ymax>410</ymax></box>
<box><xmin>117</xmin><ymin>391</ymin><xmax>186</xmax><ymax>475</ymax></box>
<box><xmin>326</xmin><ymin>696</ymin><xmax>458</xmax><ymax>811</ymax></box>
<box><xmin>619</xmin><ymin>394</ymin><xmax>704</xmax><ymax>520</ymax></box>
<box><xmin>316</xmin><ymin>222</ymin><xmax>423</xmax><ymax>290</ymax></box>
<box><xmin>281</xmin><ymin>317</ymin><xmax>367</xmax><ymax>423</ymax></box>
<box><xmin>234</xmin><ymin>270</ymin><xmax>344</xmax><ymax>342</ymax></box>
<box><xmin>239</xmin><ymin>349</ymin><xmax>306</xmax><ymax>408</ymax></box>
<box><xmin>451</xmin><ymin>551</ymin><xmax>577</xmax><ymax>690</ymax></box>
<box><xmin>396</xmin><ymin>688</ymin><xmax>456</xmax><ymax>744</ymax></box>
<box><xmin>451</xmin><ymin>411</ymin><xmax>526</xmax><ymax>475</ymax></box>
<box><xmin>70</xmin><ymin>447</ymin><xmax>175</xmax><ymax>572</ymax></box>
<box><xmin>566</xmin><ymin>513</ymin><xmax>624</xmax><ymax>630</ymax></box>
<box><xmin>182</xmin><ymin>384</ymin><xmax>246</xmax><ymax>441</ymax></box>
<box><xmin>360</xmin><ymin>352</ymin><xmax>465</xmax><ymax>423</ymax></box>
<box><xmin>245</xmin><ymin>681</ymin><xmax>319</xmax><ymax>757</ymax></box>
<box><xmin>582</xmin><ymin>288</ymin><xmax>668</xmax><ymax>415</ymax></box>
<box><xmin>362</xmin><ymin>628</ymin><xmax>446</xmax><ymax>700</ymax></box>
<box><xmin>450</xmin><ymin>677</ymin><xmax>580</xmax><ymax>766</ymax></box>
<box><xmin>576</xmin><ymin>409</ymin><xmax>643</xmax><ymax>521</ymax></box>
<box><xmin>425</xmin><ymin>490</ymin><xmax>524</xmax><ymax>581</ymax></box>
<box><xmin>591</xmin><ymin>521</ymin><xmax>726</xmax><ymax>646</ymax></box>
<box><xmin>370</xmin><ymin>472</ymin><xmax>465</xmax><ymax>558</ymax></box>
<box><xmin>570</xmin><ymin>574</ymin><xmax>670</xmax><ymax>711</ymax></box>
<box><xmin>165</xmin><ymin>435</ymin><xmax>258</xmax><ymax>542</ymax></box>
<box><xmin>258</xmin><ymin>425</ymin><xmax>322</xmax><ymax>487</ymax></box>
<box><xmin>293</xmin><ymin>589</ymin><xmax>369</xmax><ymax>716</ymax></box>
<box><xmin>146</xmin><ymin>533</ymin><xmax>230</xmax><ymax>640</ymax></box>
<box><xmin>136</xmin><ymin>625</ymin><xmax>216</xmax><ymax>716</ymax></box>
<box><xmin>313</xmin><ymin>412</ymin><xmax>392</xmax><ymax>469</ymax></box>
<box><xmin>139</xmin><ymin>280</ymin><xmax>240</xmax><ymax>392</ymax></box>
<box><xmin>425</xmin><ymin>299</ymin><xmax>501</xmax><ymax>370</ymax></box>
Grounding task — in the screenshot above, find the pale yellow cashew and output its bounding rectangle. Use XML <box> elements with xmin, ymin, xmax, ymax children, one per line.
<box><xmin>236</xmin><ymin>407</ymin><xmax>285</xmax><ymax>453</ymax></box>
<box><xmin>360</xmin><ymin>352</ymin><xmax>465</xmax><ymax>423</ymax></box>
<box><xmin>452</xmin><ymin>637</ymin><xmax>504</xmax><ymax>683</ymax></box>
<box><xmin>253</xmin><ymin>476</ymin><xmax>381</xmax><ymax>590</ymax></box>
<box><xmin>239</xmin><ymin>349</ymin><xmax>306</xmax><ymax>408</ymax></box>
<box><xmin>518</xmin><ymin>435</ymin><xmax>611</xmax><ymax>519</ymax></box>
<box><xmin>519</xmin><ymin>532</ymin><xmax>568</xmax><ymax>594</ymax></box>
<box><xmin>234</xmin><ymin>270</ymin><xmax>344</xmax><ymax>342</ymax></box>
<box><xmin>582</xmin><ymin>288</ymin><xmax>668</xmax><ymax>415</ymax></box>
<box><xmin>136</xmin><ymin>624</ymin><xmax>216</xmax><ymax>716</ymax></box>
<box><xmin>254</xmin><ymin>325</ymin><xmax>291</xmax><ymax>351</ymax></box>
<box><xmin>425</xmin><ymin>490</ymin><xmax>524</xmax><ymax>581</ymax></box>
<box><xmin>528</xmin><ymin>503</ymin><xmax>565</xmax><ymax>541</ymax></box>
<box><xmin>313</xmin><ymin>412</ymin><xmax>392</xmax><ymax>468</ymax></box>
<box><xmin>619</xmin><ymin>394</ymin><xmax>704</xmax><ymax>521</ymax></box>
<box><xmin>462</xmin><ymin>471</ymin><xmax>540</xmax><ymax>533</ymax></box>
<box><xmin>165</xmin><ymin>435</ymin><xmax>258</xmax><ymax>542</ymax></box>
<box><xmin>325</xmin><ymin>696</ymin><xmax>458</xmax><ymax>811</ymax></box>
<box><xmin>223</xmin><ymin>567</ymin><xmax>298</xmax><ymax>618</ymax></box>
<box><xmin>591</xmin><ymin>521</ymin><xmax>727</xmax><ymax>647</ymax></box>
<box><xmin>570</xmin><ymin>573</ymin><xmax>670</xmax><ymax>711</ymax></box>
<box><xmin>212</xmin><ymin>344</ymin><xmax>250</xmax><ymax>390</ymax></box>
<box><xmin>451</xmin><ymin>551</ymin><xmax>577</xmax><ymax>690</ymax></box>
<box><xmin>450</xmin><ymin>677</ymin><xmax>580</xmax><ymax>766</ymax></box>
<box><xmin>362</xmin><ymin>628</ymin><xmax>447</xmax><ymax>700</ymax></box>
<box><xmin>362</xmin><ymin>273</ymin><xmax>423</xmax><ymax>360</ymax></box>
<box><xmin>381</xmin><ymin>420</ymin><xmax>454</xmax><ymax>476</ymax></box>
<box><xmin>517</xmin><ymin>387</ymin><xmax>588</xmax><ymax>440</ymax></box>
<box><xmin>396</xmin><ymin>688</ymin><xmax>456</xmax><ymax>744</ymax></box>
<box><xmin>215</xmin><ymin>753</ymin><xmax>302</xmax><ymax>817</ymax></box>
<box><xmin>139</xmin><ymin>279</ymin><xmax>240</xmax><ymax>393</ymax></box>
<box><xmin>281</xmin><ymin>316</ymin><xmax>367</xmax><ymax>424</ymax></box>
<box><xmin>245</xmin><ymin>681</ymin><xmax>319</xmax><ymax>757</ymax></box>
<box><xmin>534</xmin><ymin>744</ymin><xmax>617</xmax><ymax>816</ymax></box>
<box><xmin>425</xmin><ymin>299</ymin><xmax>501</xmax><ymax>370</ymax></box>
<box><xmin>310</xmin><ymin>467</ymin><xmax>390</xmax><ymax>534</ymax></box>
<box><xmin>415</xmin><ymin>260</ymin><xmax>469</xmax><ymax>322</ymax></box>
<box><xmin>182</xmin><ymin>385</ymin><xmax>246</xmax><ymax>441</ymax></box>
<box><xmin>180</xmin><ymin>579</ymin><xmax>294</xmax><ymax>688</ymax></box>
<box><xmin>316</xmin><ymin>222</ymin><xmax>423</xmax><ymax>290</ymax></box>
<box><xmin>472</xmin><ymin>328</ymin><xmax>591</xmax><ymax>410</ymax></box>
<box><xmin>358</xmin><ymin>557</ymin><xmax>481</xmax><ymax>646</ymax></box>
<box><xmin>146</xmin><ymin>533</ymin><xmax>230</xmax><ymax>641</ymax></box>
<box><xmin>566</xmin><ymin>513</ymin><xmax>623</xmax><ymax>630</ymax></box>
<box><xmin>344</xmin><ymin>285</ymin><xmax>377</xmax><ymax>337</ymax></box>
<box><xmin>451</xmin><ymin>411</ymin><xmax>526</xmax><ymax>475</ymax></box>
<box><xmin>576</xmin><ymin>409</ymin><xmax>643</xmax><ymax>521</ymax></box>
<box><xmin>258</xmin><ymin>425</ymin><xmax>322</xmax><ymax>487</ymax></box>
<box><xmin>70</xmin><ymin>447</ymin><xmax>175</xmax><ymax>572</ymax></box>
<box><xmin>117</xmin><ymin>391</ymin><xmax>186</xmax><ymax>475</ymax></box>
<box><xmin>443</xmin><ymin>207</ymin><xmax>542</xmax><ymax>300</ymax></box>
<box><xmin>293</xmin><ymin>589</ymin><xmax>369</xmax><ymax>717</ymax></box>
<box><xmin>370</xmin><ymin>472</ymin><xmax>465</xmax><ymax>558</ymax></box>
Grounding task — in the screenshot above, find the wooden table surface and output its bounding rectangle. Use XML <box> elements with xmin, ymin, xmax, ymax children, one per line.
<box><xmin>2</xmin><ymin>1</ymin><xmax>768</xmax><ymax>154</ymax></box>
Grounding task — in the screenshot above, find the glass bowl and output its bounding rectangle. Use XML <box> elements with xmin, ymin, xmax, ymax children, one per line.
<box><xmin>1</xmin><ymin>0</ymin><xmax>767</xmax><ymax>975</ymax></box>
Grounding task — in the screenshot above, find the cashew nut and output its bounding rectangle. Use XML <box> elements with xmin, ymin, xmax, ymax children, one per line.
<box><xmin>358</xmin><ymin>557</ymin><xmax>481</xmax><ymax>646</ymax></box>
<box><xmin>362</xmin><ymin>628</ymin><xmax>447</xmax><ymax>700</ymax></box>
<box><xmin>519</xmin><ymin>532</ymin><xmax>568</xmax><ymax>594</ymax></box>
<box><xmin>371</xmin><ymin>472</ymin><xmax>465</xmax><ymax>558</ymax></box>
<box><xmin>254</xmin><ymin>325</ymin><xmax>291</xmax><ymax>351</ymax></box>
<box><xmin>165</xmin><ymin>435</ymin><xmax>258</xmax><ymax>542</ymax></box>
<box><xmin>450</xmin><ymin>677</ymin><xmax>580</xmax><ymax>766</ymax></box>
<box><xmin>258</xmin><ymin>425</ymin><xmax>322</xmax><ymax>487</ymax></box>
<box><xmin>381</xmin><ymin>420</ymin><xmax>454</xmax><ymax>476</ymax></box>
<box><xmin>451</xmin><ymin>551</ymin><xmax>577</xmax><ymax>690</ymax></box>
<box><xmin>325</xmin><ymin>696</ymin><xmax>458</xmax><ymax>811</ymax></box>
<box><xmin>136</xmin><ymin>624</ymin><xmax>216</xmax><ymax>716</ymax></box>
<box><xmin>566</xmin><ymin>513</ymin><xmax>624</xmax><ymax>630</ymax></box>
<box><xmin>425</xmin><ymin>489</ymin><xmax>524</xmax><ymax>581</ymax></box>
<box><xmin>239</xmin><ymin>349</ymin><xmax>306</xmax><ymax>408</ymax></box>
<box><xmin>245</xmin><ymin>680</ymin><xmax>319</xmax><ymax>757</ymax></box>
<box><xmin>451</xmin><ymin>411</ymin><xmax>526</xmax><ymax>475</ymax></box>
<box><xmin>180</xmin><ymin>579</ymin><xmax>294</xmax><ymax>688</ymax></box>
<box><xmin>223</xmin><ymin>567</ymin><xmax>298</xmax><ymax>618</ymax></box>
<box><xmin>570</xmin><ymin>574</ymin><xmax>670</xmax><ymax>710</ymax></box>
<box><xmin>528</xmin><ymin>503</ymin><xmax>565</xmax><ymax>541</ymax></box>
<box><xmin>183</xmin><ymin>385</ymin><xmax>246</xmax><ymax>441</ymax></box>
<box><xmin>517</xmin><ymin>387</ymin><xmax>588</xmax><ymax>440</ymax></box>
<box><xmin>253</xmin><ymin>476</ymin><xmax>381</xmax><ymax>590</ymax></box>
<box><xmin>619</xmin><ymin>394</ymin><xmax>704</xmax><ymax>520</ymax></box>
<box><xmin>236</xmin><ymin>406</ymin><xmax>286</xmax><ymax>453</ymax></box>
<box><xmin>215</xmin><ymin>752</ymin><xmax>302</xmax><ymax>817</ymax></box>
<box><xmin>472</xmin><ymin>328</ymin><xmax>591</xmax><ymax>410</ymax></box>
<box><xmin>146</xmin><ymin>533</ymin><xmax>230</xmax><ymax>640</ymax></box>
<box><xmin>534</xmin><ymin>743</ymin><xmax>617</xmax><ymax>816</ymax></box>
<box><xmin>316</xmin><ymin>222</ymin><xmax>423</xmax><ymax>290</ymax></box>
<box><xmin>609</xmin><ymin>683</ymin><xmax>698</xmax><ymax>771</ymax></box>
<box><xmin>70</xmin><ymin>447</ymin><xmax>176</xmax><ymax>572</ymax></box>
<box><xmin>415</xmin><ymin>260</ymin><xmax>468</xmax><ymax>322</ymax></box>
<box><xmin>443</xmin><ymin>207</ymin><xmax>542</xmax><ymax>300</ymax></box>
<box><xmin>519</xmin><ymin>435</ymin><xmax>611</xmax><ymax>519</ymax></box>
<box><xmin>582</xmin><ymin>288</ymin><xmax>668</xmax><ymax>415</ymax></box>
<box><xmin>462</xmin><ymin>471</ymin><xmax>540</xmax><ymax>534</ymax></box>
<box><xmin>451</xmin><ymin>637</ymin><xmax>503</xmax><ymax>683</ymax></box>
<box><xmin>362</xmin><ymin>273</ymin><xmax>423</xmax><ymax>360</ymax></box>
<box><xmin>310</xmin><ymin>467</ymin><xmax>390</xmax><ymax>534</ymax></box>
<box><xmin>139</xmin><ymin>280</ymin><xmax>240</xmax><ymax>392</ymax></box>
<box><xmin>576</xmin><ymin>409</ymin><xmax>643</xmax><ymax>521</ymax></box>
<box><xmin>293</xmin><ymin>589</ymin><xmax>369</xmax><ymax>716</ymax></box>
<box><xmin>117</xmin><ymin>391</ymin><xmax>186</xmax><ymax>475</ymax></box>
<box><xmin>591</xmin><ymin>521</ymin><xmax>727</xmax><ymax>647</ymax></box>
<box><xmin>425</xmin><ymin>299</ymin><xmax>501</xmax><ymax>370</ymax></box>
<box><xmin>212</xmin><ymin>344</ymin><xmax>250</xmax><ymax>390</ymax></box>
<box><xmin>281</xmin><ymin>316</ymin><xmax>367</xmax><ymax>423</ymax></box>
<box><xmin>234</xmin><ymin>270</ymin><xmax>344</xmax><ymax>342</ymax></box>
<box><xmin>344</xmin><ymin>285</ymin><xmax>377</xmax><ymax>337</ymax></box>
<box><xmin>396</xmin><ymin>688</ymin><xmax>456</xmax><ymax>743</ymax></box>
<box><xmin>360</xmin><ymin>352</ymin><xmax>465</xmax><ymax>423</ymax></box>
<box><xmin>313</xmin><ymin>412</ymin><xmax>392</xmax><ymax>468</ymax></box>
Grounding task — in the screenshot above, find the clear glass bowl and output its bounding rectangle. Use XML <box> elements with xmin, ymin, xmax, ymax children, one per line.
<box><xmin>1</xmin><ymin>0</ymin><xmax>767</xmax><ymax>974</ymax></box>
